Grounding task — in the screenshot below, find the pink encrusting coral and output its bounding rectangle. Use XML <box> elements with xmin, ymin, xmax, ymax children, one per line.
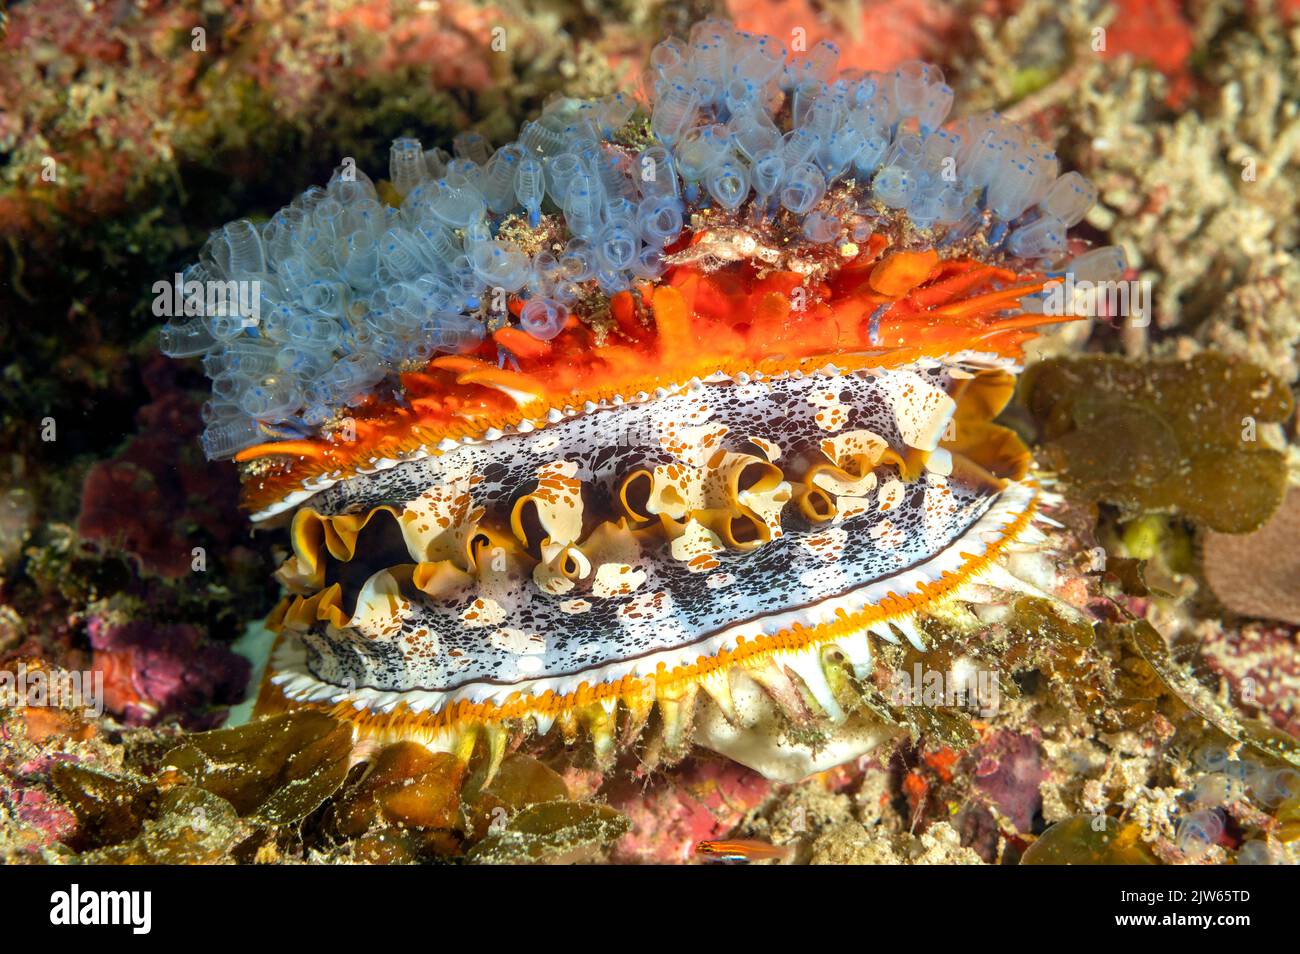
<box><xmin>87</xmin><ymin>617</ymin><xmax>250</xmax><ymax>728</ymax></box>
<box><xmin>0</xmin><ymin>0</ymin><xmax>521</xmax><ymax>243</ymax></box>
<box><xmin>607</xmin><ymin>757</ymin><xmax>773</xmax><ymax>863</ymax></box>
<box><xmin>76</xmin><ymin>356</ymin><xmax>243</xmax><ymax>579</ymax></box>
<box><xmin>727</xmin><ymin>0</ymin><xmax>962</xmax><ymax>74</ymax></box>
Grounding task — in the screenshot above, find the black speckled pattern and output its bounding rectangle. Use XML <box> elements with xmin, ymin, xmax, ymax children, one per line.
<box><xmin>288</xmin><ymin>367</ymin><xmax>1005</xmax><ymax>694</ymax></box>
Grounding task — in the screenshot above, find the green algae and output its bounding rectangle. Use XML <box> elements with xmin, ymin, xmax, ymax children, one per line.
<box><xmin>161</xmin><ymin>711</ymin><xmax>352</xmax><ymax>826</ymax></box>
<box><xmin>466</xmin><ymin>801</ymin><xmax>630</xmax><ymax>865</ymax></box>
<box><xmin>1126</xmin><ymin>618</ymin><xmax>1300</xmax><ymax>770</ymax></box>
<box><xmin>1021</xmin><ymin>353</ymin><xmax>1293</xmax><ymax>533</ymax></box>
<box><xmin>332</xmin><ymin>741</ymin><xmax>464</xmax><ymax>837</ymax></box>
<box><xmin>51</xmin><ymin>763</ymin><xmax>160</xmax><ymax>851</ymax></box>
<box><xmin>479</xmin><ymin>753</ymin><xmax>570</xmax><ymax>809</ymax></box>
<box><xmin>1021</xmin><ymin>815</ymin><xmax>1159</xmax><ymax>865</ymax></box>
<box><xmin>49</xmin><ymin>758</ymin><xmax>260</xmax><ymax>862</ymax></box>
<box><xmin>1005</xmin><ymin>596</ymin><xmax>1096</xmax><ymax>649</ymax></box>
<box><xmin>78</xmin><ymin>786</ymin><xmax>251</xmax><ymax>864</ymax></box>
<box><xmin>461</xmin><ymin>752</ymin><xmax>573</xmax><ymax>844</ymax></box>
<box><xmin>995</xmin><ymin>603</ymin><xmax>1166</xmax><ymax>733</ymax></box>
<box><xmin>855</xmin><ymin>601</ymin><xmax>1100</xmax><ymax>752</ymax></box>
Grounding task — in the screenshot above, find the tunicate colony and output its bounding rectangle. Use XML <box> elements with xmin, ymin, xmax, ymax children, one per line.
<box><xmin>1181</xmin><ymin>742</ymin><xmax>1299</xmax><ymax>863</ymax></box>
<box><xmin>159</xmin><ymin>19</ymin><xmax>1127</xmax><ymax>459</ymax></box>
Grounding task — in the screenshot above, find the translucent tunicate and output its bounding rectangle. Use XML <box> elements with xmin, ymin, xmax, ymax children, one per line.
<box><xmin>706</xmin><ymin>159</ymin><xmax>750</xmax><ymax>211</ymax></box>
<box><xmin>1007</xmin><ymin>214</ymin><xmax>1067</xmax><ymax>260</ymax></box>
<box><xmin>675</xmin><ymin>125</ymin><xmax>732</xmax><ymax>186</ymax></box>
<box><xmin>853</xmin><ymin>134</ymin><xmax>889</xmax><ymax>178</ymax></box>
<box><xmin>414</xmin><ymin>223</ymin><xmax>462</xmax><ymax>266</ymax></box>
<box><xmin>1190</xmin><ymin>772</ymin><xmax>1243</xmax><ymax>807</ymax></box>
<box><xmin>797</xmin><ymin>94</ymin><xmax>838</xmax><ymax>139</ymax></box>
<box><xmin>818</xmin><ymin>126</ymin><xmax>866</xmax><ymax>179</ymax></box>
<box><xmin>907</xmin><ymin>190</ymin><xmax>942</xmax><ymax>229</ymax></box>
<box><xmin>795</xmin><ymin>39</ymin><xmax>839</xmax><ymax>86</ymax></box>
<box><xmin>596</xmin><ymin>92</ymin><xmax>636</xmax><ymax>134</ymax></box>
<box><xmin>302</xmin><ymin>280</ymin><xmax>347</xmax><ymax>317</ymax></box>
<box><xmin>520</xmin><ymin>299</ymin><xmax>567</xmax><ymax>340</ymax></box>
<box><xmin>448</xmin><ymin>254</ymin><xmax>485</xmax><ymax>309</ymax></box>
<box><xmin>917</xmin><ymin>84</ymin><xmax>954</xmax><ymax>136</ymax></box>
<box><xmin>649</xmin><ymin>37</ymin><xmax>686</xmax><ymax>75</ymax></box>
<box><xmin>894</xmin><ymin>61</ymin><xmax>943</xmax><ymax>116</ymax></box>
<box><xmin>691</xmin><ymin>38</ymin><xmax>726</xmax><ymax>92</ymax></box>
<box><xmin>750</xmin><ymin>151</ymin><xmax>785</xmax><ymax>197</ymax></box>
<box><xmin>1175</xmin><ymin>810</ymin><xmax>1224</xmax><ymax>859</ymax></box>
<box><xmin>1064</xmin><ymin>246</ymin><xmax>1127</xmax><ymax>284</ymax></box>
<box><xmin>482</xmin><ymin>144</ymin><xmax>526</xmax><ymax>215</ymax></box>
<box><xmin>595</xmin><ymin>269</ymin><xmax>631</xmax><ymax>294</ymax></box>
<box><xmin>1024</xmin><ymin>146</ymin><xmax>1060</xmax><ymax>210</ymax></box>
<box><xmin>444</xmin><ymin>158</ymin><xmax>484</xmax><ymax>190</ymax></box>
<box><xmin>652</xmin><ymin>83</ymin><xmax>700</xmax><ymax>145</ymax></box>
<box><xmin>559</xmin><ymin>239</ymin><xmax>596</xmax><ymax>282</ymax></box>
<box><xmin>1236</xmin><ymin>840</ymin><xmax>1282</xmax><ymax>865</ymax></box>
<box><xmin>426</xmin><ymin>182</ymin><xmax>488</xmax><ymax>229</ymax></box>
<box><xmin>636</xmin><ymin>195</ymin><xmax>684</xmax><ymax>246</ymax></box>
<box><xmin>733</xmin><ymin>33</ymin><xmax>785</xmax><ymax>83</ymax></box>
<box><xmin>424</xmin><ymin>312</ymin><xmax>486</xmax><ymax>352</ymax></box>
<box><xmin>984</xmin><ymin>158</ymin><xmax>1034</xmax><ymax>220</ymax></box>
<box><xmin>1255</xmin><ymin>768</ymin><xmax>1300</xmax><ymax>807</ymax></box>
<box><xmin>636</xmin><ymin>146</ymin><xmax>680</xmax><ymax>199</ymax></box>
<box><xmin>595</xmin><ymin>224</ymin><xmax>638</xmax><ymax>272</ymax></box>
<box><xmin>276</xmin><ymin>346</ymin><xmax>330</xmax><ymax>376</ymax></box>
<box><xmin>872</xmin><ymin>165</ymin><xmax>917</xmax><ymax>209</ymax></box>
<box><xmin>241</xmin><ymin>380</ymin><xmax>302</xmax><ymax>420</ymax></box>
<box><xmin>562</xmin><ymin>175</ymin><xmax>604</xmax><ymax>239</ymax></box>
<box><xmin>224</xmin><ymin>220</ymin><xmax>266</xmax><ymax>274</ymax></box>
<box><xmin>780</xmin><ymin>127</ymin><xmax>822</xmax><ymax>168</ymax></box>
<box><xmin>723</xmin><ymin>77</ymin><xmax>764</xmax><ymax>117</ymax></box>
<box><xmin>543</xmin><ymin>153</ymin><xmax>584</xmax><ymax>207</ymax></box>
<box><xmin>424</xmin><ymin>147</ymin><xmax>451</xmax><ymax>180</ymax></box>
<box><xmin>463</xmin><ymin>217</ymin><xmax>492</xmax><ymax>247</ymax></box>
<box><xmin>882</xmin><ymin>133</ymin><xmax>925</xmax><ymax>176</ymax></box>
<box><xmin>728</xmin><ymin>112</ymin><xmax>783</xmax><ymax>162</ymax></box>
<box><xmin>324</xmin><ymin>352</ymin><xmax>385</xmax><ymax>400</ymax></box>
<box><xmin>935</xmin><ymin>182</ymin><xmax>973</xmax><ymax>224</ymax></box>
<box><xmin>519</xmin><ymin>119</ymin><xmax>567</xmax><ymax>156</ymax></box>
<box><xmin>389</xmin><ymin>138</ymin><xmax>426</xmax><ymax>197</ymax></box>
<box><xmin>802</xmin><ymin>211</ymin><xmax>840</xmax><ymax>243</ymax></box>
<box><xmin>779</xmin><ymin>162</ymin><xmax>826</xmax><ymax>214</ymax></box>
<box><xmin>630</xmin><ymin>244</ymin><xmax>667</xmax><ymax>280</ymax></box>
<box><xmin>453</xmin><ymin>131</ymin><xmax>493</xmax><ymax>165</ymax></box>
<box><xmin>376</xmin><ymin>228</ymin><xmax>429</xmax><ymax>283</ymax></box>
<box><xmin>470</xmin><ymin>241</ymin><xmax>531</xmax><ymax>292</ymax></box>
<box><xmin>514</xmin><ymin>156</ymin><xmax>545</xmax><ymax>227</ymax></box>
<box><xmin>159</xmin><ymin>319</ymin><xmax>216</xmax><ymax>358</ymax></box>
<box><xmin>1042</xmin><ymin>172</ymin><xmax>1097</xmax><ymax>227</ymax></box>
<box><xmin>199</xmin><ymin>416</ymin><xmax>265</xmax><ymax>459</ymax></box>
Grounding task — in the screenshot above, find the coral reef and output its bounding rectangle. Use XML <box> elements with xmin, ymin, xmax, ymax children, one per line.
<box><xmin>955</xmin><ymin>0</ymin><xmax>1300</xmax><ymax>377</ymax></box>
<box><xmin>87</xmin><ymin>616</ymin><xmax>250</xmax><ymax>729</ymax></box>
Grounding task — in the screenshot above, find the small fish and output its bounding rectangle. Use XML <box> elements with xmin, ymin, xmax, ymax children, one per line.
<box><xmin>695</xmin><ymin>838</ymin><xmax>792</xmax><ymax>864</ymax></box>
